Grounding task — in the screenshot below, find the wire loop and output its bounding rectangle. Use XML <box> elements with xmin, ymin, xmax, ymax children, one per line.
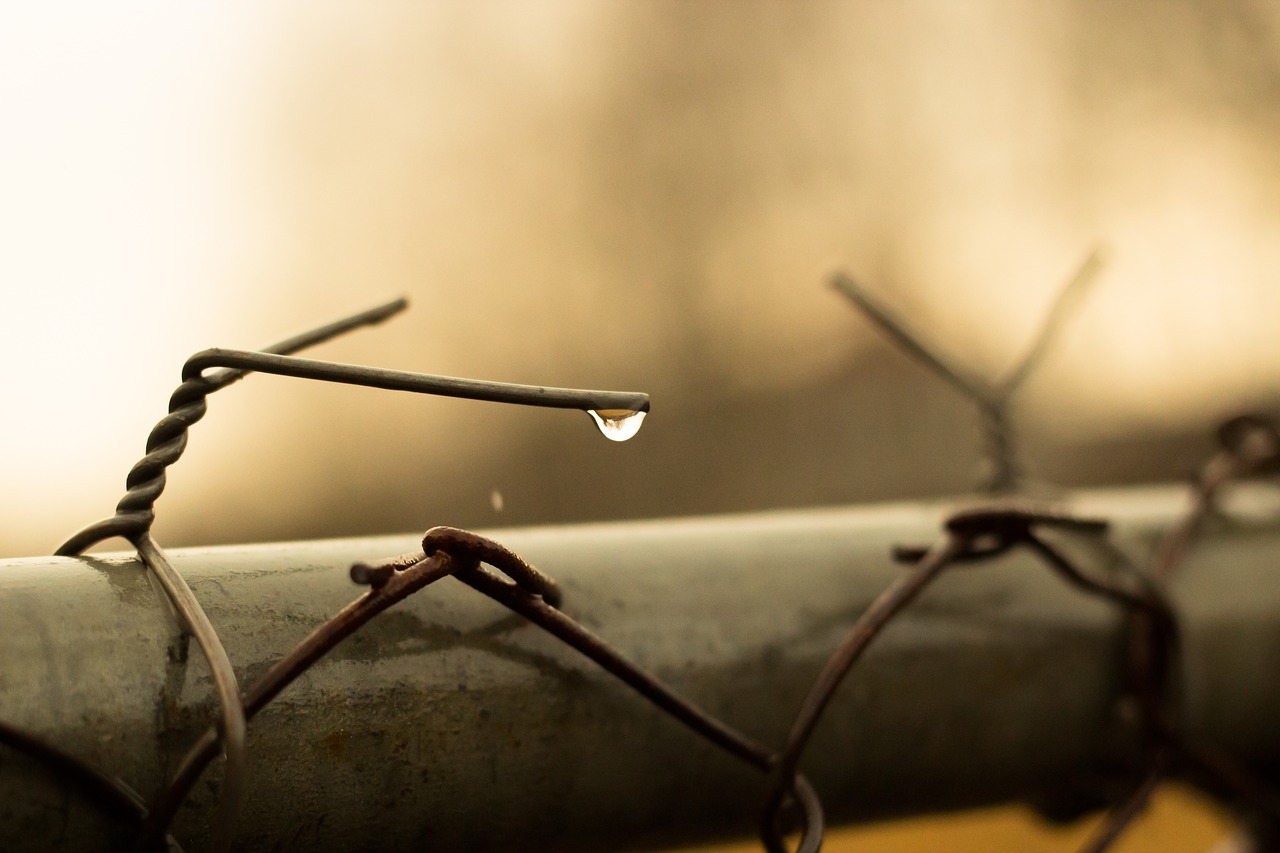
<box><xmin>8</xmin><ymin>288</ymin><xmax>1279</xmax><ymax>852</ymax></box>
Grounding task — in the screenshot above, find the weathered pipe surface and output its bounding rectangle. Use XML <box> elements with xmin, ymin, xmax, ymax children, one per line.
<box><xmin>0</xmin><ymin>486</ymin><xmax>1277</xmax><ymax>851</ymax></box>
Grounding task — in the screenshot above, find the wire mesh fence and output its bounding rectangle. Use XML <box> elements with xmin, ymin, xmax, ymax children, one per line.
<box><xmin>2</xmin><ymin>283</ymin><xmax>1278</xmax><ymax>851</ymax></box>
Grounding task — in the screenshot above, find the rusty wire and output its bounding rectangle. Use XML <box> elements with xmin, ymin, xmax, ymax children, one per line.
<box><xmin>832</xmin><ymin>247</ymin><xmax>1106</xmax><ymax>494</ymax></box>
<box><xmin>424</xmin><ymin>528</ymin><xmax>826</xmax><ymax>848</ymax></box>
<box><xmin>35</xmin><ymin>298</ymin><xmax>648</xmax><ymax>852</ymax></box>
<box><xmin>135</xmin><ymin>526</ymin><xmax>824</xmax><ymax>851</ymax></box>
<box><xmin>826</xmin><ymin>255</ymin><xmax>1280</xmax><ymax>849</ymax></box>
<box><xmin>114</xmin><ymin>495</ymin><xmax>1280</xmax><ymax>851</ymax></box>
<box><xmin>0</xmin><ymin>719</ymin><xmax>150</xmax><ymax>826</ymax></box>
<box><xmin>763</xmin><ymin>464</ymin><xmax>1280</xmax><ymax>853</ymax></box>
<box><xmin>1153</xmin><ymin>413</ymin><xmax>1280</xmax><ymax>585</ymax></box>
<box><xmin>1139</xmin><ymin>413</ymin><xmax>1280</xmax><ymax>850</ymax></box>
<box><xmin>53</xmin><ymin>297</ymin><xmax>413</xmax><ymax>852</ymax></box>
<box><xmin>757</xmin><ymin>506</ymin><xmax>1182</xmax><ymax>853</ymax></box>
<box><xmin>11</xmin><ymin>287</ymin><xmax>1280</xmax><ymax>852</ymax></box>
<box><xmin>55</xmin><ymin>299</ymin><xmax>647</xmax><ymax>559</ymax></box>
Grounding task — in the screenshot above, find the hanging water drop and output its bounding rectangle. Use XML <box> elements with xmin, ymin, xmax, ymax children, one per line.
<box><xmin>587</xmin><ymin>409</ymin><xmax>646</xmax><ymax>441</ymax></box>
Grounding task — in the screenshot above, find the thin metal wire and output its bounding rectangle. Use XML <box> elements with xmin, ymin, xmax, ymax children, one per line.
<box><xmin>44</xmin><ymin>298</ymin><xmax>650</xmax><ymax>851</ymax></box>
<box><xmin>54</xmin><ymin>298</ymin><xmax>409</xmax><ymax>556</ymax></box>
<box><xmin>1138</xmin><ymin>413</ymin><xmax>1280</xmax><ymax>849</ymax></box>
<box><xmin>1021</xmin><ymin>533</ymin><xmax>1179</xmax><ymax>852</ymax></box>
<box><xmin>0</xmin><ymin>719</ymin><xmax>151</xmax><ymax>824</ymax></box>
<box><xmin>759</xmin><ymin>531</ymin><xmax>969</xmax><ymax>853</ymax></box>
<box><xmin>759</xmin><ymin>506</ymin><xmax>1182</xmax><ymax>853</ymax></box>
<box><xmin>995</xmin><ymin>248</ymin><xmax>1107</xmax><ymax>398</ymax></box>
<box><xmin>134</xmin><ymin>533</ymin><xmax>245</xmax><ymax>853</ymax></box>
<box><xmin>184</xmin><ymin>349</ymin><xmax>650</xmax><ymax>414</ymax></box>
<box><xmin>829</xmin><ymin>272</ymin><xmax>989</xmax><ymax>402</ymax></box>
<box><xmin>1077</xmin><ymin>760</ymin><xmax>1170</xmax><ymax>853</ymax></box>
<box><xmin>49</xmin><ymin>303</ymin><xmax>412</xmax><ymax>853</ymax></box>
<box><xmin>138</xmin><ymin>550</ymin><xmax>459</xmax><ymax>847</ymax></box>
<box><xmin>150</xmin><ymin>527</ymin><xmax>825</xmax><ymax>852</ymax></box>
<box><xmin>831</xmin><ymin>259</ymin><xmax>1280</xmax><ymax>849</ymax></box>
<box><xmin>53</xmin><ymin>299</ymin><xmax>413</xmax><ymax>853</ymax></box>
<box><xmin>35</xmin><ymin>488</ymin><xmax>1278</xmax><ymax>852</ymax></box>
<box><xmin>57</xmin><ymin>310</ymin><xmax>647</xmax><ymax>559</ymax></box>
<box><xmin>442</xmin><ymin>558</ymin><xmax>822</xmax><ymax>842</ymax></box>
<box><xmin>831</xmin><ymin>247</ymin><xmax>1105</xmax><ymax>493</ymax></box>
<box><xmin>20</xmin><ymin>287</ymin><xmax>1277</xmax><ymax>852</ymax></box>
<box><xmin>1153</xmin><ymin>413</ymin><xmax>1280</xmax><ymax>584</ymax></box>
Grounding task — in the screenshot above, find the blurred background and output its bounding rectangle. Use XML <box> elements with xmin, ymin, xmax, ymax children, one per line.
<box><xmin>2</xmin><ymin>1</ymin><xmax>1278</xmax><ymax>848</ymax></box>
<box><xmin>3</xmin><ymin>1</ymin><xmax>1280</xmax><ymax>559</ymax></box>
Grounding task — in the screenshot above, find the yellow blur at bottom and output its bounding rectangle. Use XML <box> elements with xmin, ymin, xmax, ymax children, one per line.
<box><xmin>669</xmin><ymin>785</ymin><xmax>1234</xmax><ymax>853</ymax></box>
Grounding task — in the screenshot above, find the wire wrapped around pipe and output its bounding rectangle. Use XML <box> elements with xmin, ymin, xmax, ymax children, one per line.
<box><xmin>49</xmin><ymin>298</ymin><xmax>649</xmax><ymax>851</ymax></box>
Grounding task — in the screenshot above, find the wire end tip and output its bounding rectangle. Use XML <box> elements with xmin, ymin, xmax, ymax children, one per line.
<box><xmin>350</xmin><ymin>562</ymin><xmax>394</xmax><ymax>588</ymax></box>
<box><xmin>369</xmin><ymin>297</ymin><xmax>410</xmax><ymax>324</ymax></box>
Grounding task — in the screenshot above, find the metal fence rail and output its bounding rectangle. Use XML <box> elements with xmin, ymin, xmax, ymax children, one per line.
<box><xmin>4</xmin><ymin>273</ymin><xmax>1274</xmax><ymax>851</ymax></box>
<box><xmin>2</xmin><ymin>485</ymin><xmax>1278</xmax><ymax>851</ymax></box>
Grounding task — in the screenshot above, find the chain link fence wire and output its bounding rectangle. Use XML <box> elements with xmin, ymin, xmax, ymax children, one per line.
<box><xmin>2</xmin><ymin>282</ymin><xmax>1278</xmax><ymax>851</ymax></box>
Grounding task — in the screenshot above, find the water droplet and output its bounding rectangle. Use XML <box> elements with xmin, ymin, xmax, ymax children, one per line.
<box><xmin>490</xmin><ymin>490</ymin><xmax>504</xmax><ymax>512</ymax></box>
<box><xmin>587</xmin><ymin>409</ymin><xmax>646</xmax><ymax>442</ymax></box>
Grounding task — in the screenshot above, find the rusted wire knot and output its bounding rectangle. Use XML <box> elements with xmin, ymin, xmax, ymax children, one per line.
<box><xmin>157</xmin><ymin>526</ymin><xmax>824</xmax><ymax>853</ymax></box>
<box><xmin>831</xmin><ymin>247</ymin><xmax>1106</xmax><ymax>494</ymax></box>
<box><xmin>52</xmin><ymin>300</ymin><xmax>413</xmax><ymax>853</ymax></box>
<box><xmin>387</xmin><ymin>528</ymin><xmax>828</xmax><ymax>852</ymax></box>
<box><xmin>140</xmin><ymin>530</ymin><xmax>561</xmax><ymax>849</ymax></box>
<box><xmin>1216</xmin><ymin>413</ymin><xmax>1280</xmax><ymax>476</ymax></box>
<box><xmin>41</xmin><ymin>297</ymin><xmax>649</xmax><ymax>852</ymax></box>
<box><xmin>1152</xmin><ymin>413</ymin><xmax>1280</xmax><ymax>588</ymax></box>
<box><xmin>424</xmin><ymin>527</ymin><xmax>563</xmax><ymax>607</ymax></box>
<box><xmin>760</xmin><ymin>505</ymin><xmax>1181</xmax><ymax>853</ymax></box>
<box><xmin>1138</xmin><ymin>414</ymin><xmax>1280</xmax><ymax>849</ymax></box>
<box><xmin>891</xmin><ymin>507</ymin><xmax>1110</xmax><ymax>565</ymax></box>
<box><xmin>350</xmin><ymin>526</ymin><xmax>563</xmax><ymax>608</ymax></box>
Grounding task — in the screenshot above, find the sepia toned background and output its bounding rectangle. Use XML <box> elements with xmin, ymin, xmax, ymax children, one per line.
<box><xmin>2</xmin><ymin>2</ymin><xmax>1277</xmax><ymax>849</ymax></box>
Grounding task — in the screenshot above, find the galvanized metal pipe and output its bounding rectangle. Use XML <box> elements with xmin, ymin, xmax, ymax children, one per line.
<box><xmin>1</xmin><ymin>485</ymin><xmax>1278</xmax><ymax>851</ymax></box>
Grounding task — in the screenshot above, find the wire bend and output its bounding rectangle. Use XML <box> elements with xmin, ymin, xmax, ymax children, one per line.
<box><xmin>760</xmin><ymin>506</ymin><xmax>1175</xmax><ymax>853</ymax></box>
<box><xmin>56</xmin><ymin>296</ymin><xmax>648</xmax><ymax>558</ymax></box>
<box><xmin>831</xmin><ymin>247</ymin><xmax>1105</xmax><ymax>493</ymax></box>
<box><xmin>56</xmin><ymin>298</ymin><xmax>410</xmax><ymax>853</ymax></box>
<box><xmin>170</xmin><ymin>528</ymin><xmax>826</xmax><ymax>852</ymax></box>
<box><xmin>49</xmin><ymin>297</ymin><xmax>651</xmax><ymax>851</ymax></box>
<box><xmin>437</xmin><ymin>533</ymin><xmax>827</xmax><ymax>851</ymax></box>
